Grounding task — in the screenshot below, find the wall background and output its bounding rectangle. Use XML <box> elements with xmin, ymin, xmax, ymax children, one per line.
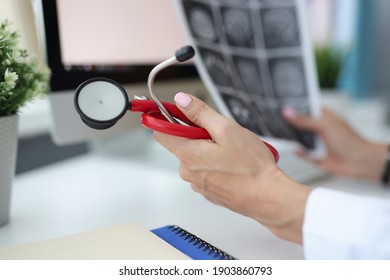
<box><xmin>0</xmin><ymin>0</ymin><xmax>40</xmax><ymax>58</ymax></box>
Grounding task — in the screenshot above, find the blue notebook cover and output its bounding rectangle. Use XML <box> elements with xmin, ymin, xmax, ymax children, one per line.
<box><xmin>151</xmin><ymin>225</ymin><xmax>236</xmax><ymax>260</ymax></box>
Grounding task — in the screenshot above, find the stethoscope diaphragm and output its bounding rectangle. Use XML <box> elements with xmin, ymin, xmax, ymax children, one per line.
<box><xmin>74</xmin><ymin>77</ymin><xmax>129</xmax><ymax>130</ymax></box>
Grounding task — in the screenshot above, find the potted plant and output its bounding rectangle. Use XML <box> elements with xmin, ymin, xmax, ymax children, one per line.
<box><xmin>314</xmin><ymin>44</ymin><xmax>344</xmax><ymax>90</ymax></box>
<box><xmin>0</xmin><ymin>20</ymin><xmax>50</xmax><ymax>226</ymax></box>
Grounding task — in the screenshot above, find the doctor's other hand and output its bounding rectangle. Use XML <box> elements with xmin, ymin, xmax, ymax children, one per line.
<box><xmin>283</xmin><ymin>107</ymin><xmax>387</xmax><ymax>182</ymax></box>
<box><xmin>154</xmin><ymin>92</ymin><xmax>311</xmax><ymax>244</ymax></box>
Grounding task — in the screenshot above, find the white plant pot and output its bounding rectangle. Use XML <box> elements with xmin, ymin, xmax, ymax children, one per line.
<box><xmin>0</xmin><ymin>114</ymin><xmax>18</xmax><ymax>226</ymax></box>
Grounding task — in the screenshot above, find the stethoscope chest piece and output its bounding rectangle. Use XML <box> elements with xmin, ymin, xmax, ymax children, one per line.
<box><xmin>74</xmin><ymin>77</ymin><xmax>129</xmax><ymax>130</ymax></box>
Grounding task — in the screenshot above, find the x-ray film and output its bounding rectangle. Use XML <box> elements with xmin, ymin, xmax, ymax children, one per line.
<box><xmin>176</xmin><ymin>0</ymin><xmax>321</xmax><ymax>151</ymax></box>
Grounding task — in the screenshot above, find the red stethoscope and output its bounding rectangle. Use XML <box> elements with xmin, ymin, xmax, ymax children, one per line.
<box><xmin>74</xmin><ymin>46</ymin><xmax>279</xmax><ymax>162</ymax></box>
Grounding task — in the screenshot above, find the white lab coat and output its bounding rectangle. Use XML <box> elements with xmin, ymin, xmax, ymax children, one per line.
<box><xmin>303</xmin><ymin>188</ymin><xmax>390</xmax><ymax>259</ymax></box>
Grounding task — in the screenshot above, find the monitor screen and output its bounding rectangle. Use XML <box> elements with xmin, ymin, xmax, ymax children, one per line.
<box><xmin>42</xmin><ymin>0</ymin><xmax>199</xmax><ymax>91</ymax></box>
<box><xmin>39</xmin><ymin>0</ymin><xmax>204</xmax><ymax>145</ymax></box>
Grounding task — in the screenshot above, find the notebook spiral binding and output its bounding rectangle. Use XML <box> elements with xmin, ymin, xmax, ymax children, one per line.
<box><xmin>167</xmin><ymin>225</ymin><xmax>236</xmax><ymax>260</ymax></box>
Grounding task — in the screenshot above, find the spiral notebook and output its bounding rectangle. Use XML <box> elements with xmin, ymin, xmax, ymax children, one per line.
<box><xmin>152</xmin><ymin>225</ymin><xmax>235</xmax><ymax>260</ymax></box>
<box><xmin>0</xmin><ymin>223</ymin><xmax>235</xmax><ymax>260</ymax></box>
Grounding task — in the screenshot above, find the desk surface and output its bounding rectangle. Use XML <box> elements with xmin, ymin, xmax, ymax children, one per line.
<box><xmin>2</xmin><ymin>132</ymin><xmax>390</xmax><ymax>260</ymax></box>
<box><xmin>0</xmin><ymin>135</ymin><xmax>304</xmax><ymax>260</ymax></box>
<box><xmin>2</xmin><ymin>93</ymin><xmax>390</xmax><ymax>259</ymax></box>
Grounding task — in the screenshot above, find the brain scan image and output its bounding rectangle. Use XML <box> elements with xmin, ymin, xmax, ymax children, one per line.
<box><xmin>261</xmin><ymin>8</ymin><xmax>300</xmax><ymax>48</ymax></box>
<box><xmin>222</xmin><ymin>8</ymin><xmax>253</xmax><ymax>47</ymax></box>
<box><xmin>270</xmin><ymin>58</ymin><xmax>305</xmax><ymax>97</ymax></box>
<box><xmin>189</xmin><ymin>7</ymin><xmax>217</xmax><ymax>42</ymax></box>
<box><xmin>201</xmin><ymin>50</ymin><xmax>233</xmax><ymax>87</ymax></box>
<box><xmin>235</xmin><ymin>58</ymin><xmax>263</xmax><ymax>95</ymax></box>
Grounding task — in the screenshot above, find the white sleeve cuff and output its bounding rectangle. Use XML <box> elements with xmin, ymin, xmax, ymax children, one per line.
<box><xmin>303</xmin><ymin>187</ymin><xmax>390</xmax><ymax>259</ymax></box>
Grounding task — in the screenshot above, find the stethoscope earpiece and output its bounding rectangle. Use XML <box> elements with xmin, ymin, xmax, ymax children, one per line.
<box><xmin>175</xmin><ymin>45</ymin><xmax>195</xmax><ymax>62</ymax></box>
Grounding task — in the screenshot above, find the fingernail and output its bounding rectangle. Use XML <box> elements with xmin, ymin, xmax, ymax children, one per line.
<box><xmin>175</xmin><ymin>92</ymin><xmax>193</xmax><ymax>108</ymax></box>
<box><xmin>282</xmin><ymin>106</ymin><xmax>297</xmax><ymax>119</ymax></box>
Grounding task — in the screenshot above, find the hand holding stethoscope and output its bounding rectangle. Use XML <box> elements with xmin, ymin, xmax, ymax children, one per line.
<box><xmin>74</xmin><ymin>46</ymin><xmax>279</xmax><ymax>162</ymax></box>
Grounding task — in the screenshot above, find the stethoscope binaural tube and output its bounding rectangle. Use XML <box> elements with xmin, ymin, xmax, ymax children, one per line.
<box><xmin>147</xmin><ymin>45</ymin><xmax>195</xmax><ymax>124</ymax></box>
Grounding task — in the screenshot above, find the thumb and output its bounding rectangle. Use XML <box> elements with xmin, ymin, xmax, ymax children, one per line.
<box><xmin>282</xmin><ymin>106</ymin><xmax>322</xmax><ymax>133</ymax></box>
<box><xmin>174</xmin><ymin>92</ymin><xmax>228</xmax><ymax>134</ymax></box>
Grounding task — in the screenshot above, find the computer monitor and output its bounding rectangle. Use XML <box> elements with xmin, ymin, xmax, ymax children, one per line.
<box><xmin>35</xmin><ymin>0</ymin><xmax>207</xmax><ymax>145</ymax></box>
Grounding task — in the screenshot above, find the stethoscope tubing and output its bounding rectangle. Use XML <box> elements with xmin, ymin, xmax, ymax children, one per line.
<box><xmin>130</xmin><ymin>99</ymin><xmax>279</xmax><ymax>162</ymax></box>
<box><xmin>130</xmin><ymin>99</ymin><xmax>211</xmax><ymax>139</ymax></box>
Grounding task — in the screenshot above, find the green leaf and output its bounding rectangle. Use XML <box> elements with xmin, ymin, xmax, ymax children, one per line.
<box><xmin>0</xmin><ymin>19</ymin><xmax>50</xmax><ymax>116</ymax></box>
